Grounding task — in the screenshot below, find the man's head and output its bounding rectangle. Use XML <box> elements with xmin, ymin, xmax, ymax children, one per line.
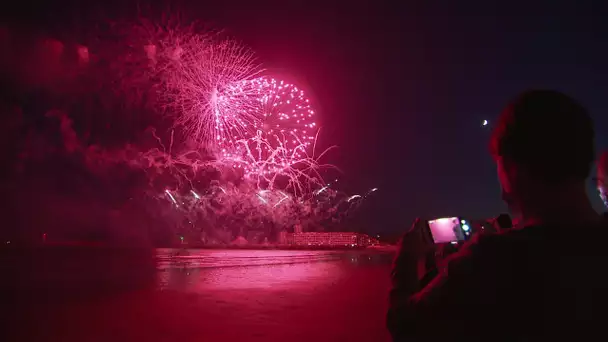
<box><xmin>490</xmin><ymin>90</ymin><xmax>595</xmax><ymax>216</ymax></box>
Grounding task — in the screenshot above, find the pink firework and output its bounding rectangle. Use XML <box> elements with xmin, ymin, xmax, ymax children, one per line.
<box><xmin>251</xmin><ymin>77</ymin><xmax>316</xmax><ymax>156</ymax></box>
<box><xmin>220</xmin><ymin>77</ymin><xmax>317</xmax><ymax>172</ymax></box>
<box><xmin>162</xmin><ymin>35</ymin><xmax>263</xmax><ymax>147</ymax></box>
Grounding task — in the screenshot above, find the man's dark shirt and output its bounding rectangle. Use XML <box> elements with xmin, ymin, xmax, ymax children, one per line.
<box><xmin>387</xmin><ymin>222</ymin><xmax>608</xmax><ymax>340</ymax></box>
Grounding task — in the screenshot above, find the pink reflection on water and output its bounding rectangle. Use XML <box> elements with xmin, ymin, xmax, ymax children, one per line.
<box><xmin>156</xmin><ymin>249</ymin><xmax>346</xmax><ymax>291</ymax></box>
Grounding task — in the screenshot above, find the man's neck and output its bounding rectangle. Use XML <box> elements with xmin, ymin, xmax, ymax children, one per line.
<box><xmin>520</xmin><ymin>186</ymin><xmax>599</xmax><ymax>227</ymax></box>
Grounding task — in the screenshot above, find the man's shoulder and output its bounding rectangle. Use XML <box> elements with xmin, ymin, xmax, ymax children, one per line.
<box><xmin>448</xmin><ymin>219</ymin><xmax>608</xmax><ymax>265</ymax></box>
<box><xmin>443</xmin><ymin>227</ymin><xmax>546</xmax><ymax>269</ymax></box>
<box><xmin>445</xmin><ymin>230</ymin><xmax>512</xmax><ymax>259</ymax></box>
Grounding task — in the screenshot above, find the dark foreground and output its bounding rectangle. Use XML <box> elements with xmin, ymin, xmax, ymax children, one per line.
<box><xmin>6</xmin><ymin>248</ymin><xmax>394</xmax><ymax>342</ymax></box>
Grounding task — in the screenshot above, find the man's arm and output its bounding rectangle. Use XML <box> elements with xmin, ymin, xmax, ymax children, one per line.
<box><xmin>387</xmin><ymin>235</ymin><xmax>482</xmax><ymax>340</ymax></box>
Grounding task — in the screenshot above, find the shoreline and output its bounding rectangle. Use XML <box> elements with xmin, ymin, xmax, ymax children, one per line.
<box><xmin>2</xmin><ymin>242</ymin><xmax>395</xmax><ymax>251</ymax></box>
<box><xmin>164</xmin><ymin>244</ymin><xmax>395</xmax><ymax>251</ymax></box>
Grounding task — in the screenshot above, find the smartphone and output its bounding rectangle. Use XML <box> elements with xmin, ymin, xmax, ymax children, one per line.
<box><xmin>427</xmin><ymin>217</ymin><xmax>469</xmax><ymax>244</ymax></box>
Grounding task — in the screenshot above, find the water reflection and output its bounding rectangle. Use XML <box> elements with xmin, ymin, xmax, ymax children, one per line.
<box><xmin>156</xmin><ymin>249</ymin><xmax>345</xmax><ymax>270</ymax></box>
<box><xmin>156</xmin><ymin>249</ymin><xmax>393</xmax><ymax>292</ymax></box>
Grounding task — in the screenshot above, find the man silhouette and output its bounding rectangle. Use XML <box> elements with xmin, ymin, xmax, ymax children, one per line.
<box><xmin>387</xmin><ymin>90</ymin><xmax>607</xmax><ymax>340</ymax></box>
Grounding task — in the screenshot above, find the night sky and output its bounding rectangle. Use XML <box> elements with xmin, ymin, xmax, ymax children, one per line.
<box><xmin>5</xmin><ymin>0</ymin><xmax>608</xmax><ymax>234</ymax></box>
<box><xmin>208</xmin><ymin>0</ymin><xmax>608</xmax><ymax>233</ymax></box>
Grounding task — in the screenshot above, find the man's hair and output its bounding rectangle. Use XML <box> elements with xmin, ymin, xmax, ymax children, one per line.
<box><xmin>490</xmin><ymin>90</ymin><xmax>595</xmax><ymax>182</ymax></box>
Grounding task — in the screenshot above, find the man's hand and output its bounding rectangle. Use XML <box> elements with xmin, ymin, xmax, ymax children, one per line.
<box><xmin>398</xmin><ymin>218</ymin><xmax>435</xmax><ymax>257</ymax></box>
<box><xmin>390</xmin><ymin>218</ymin><xmax>437</xmax><ymax>296</ymax></box>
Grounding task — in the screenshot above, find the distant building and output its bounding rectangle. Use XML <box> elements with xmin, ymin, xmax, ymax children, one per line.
<box><xmin>288</xmin><ymin>232</ymin><xmax>379</xmax><ymax>247</ymax></box>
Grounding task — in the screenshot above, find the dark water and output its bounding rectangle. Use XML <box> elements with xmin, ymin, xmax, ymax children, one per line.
<box><xmin>9</xmin><ymin>248</ymin><xmax>395</xmax><ymax>342</ymax></box>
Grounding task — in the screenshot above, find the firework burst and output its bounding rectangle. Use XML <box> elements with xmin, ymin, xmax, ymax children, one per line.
<box><xmin>91</xmin><ymin>17</ymin><xmax>351</xmax><ymax>237</ymax></box>
<box><xmin>226</xmin><ymin>134</ymin><xmax>332</xmax><ymax>198</ymax></box>
<box><xmin>217</xmin><ymin>77</ymin><xmax>321</xmax><ymax>188</ymax></box>
<box><xmin>230</xmin><ymin>76</ymin><xmax>316</xmax><ymax>153</ymax></box>
<box><xmin>161</xmin><ymin>35</ymin><xmax>263</xmax><ymax>147</ymax></box>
